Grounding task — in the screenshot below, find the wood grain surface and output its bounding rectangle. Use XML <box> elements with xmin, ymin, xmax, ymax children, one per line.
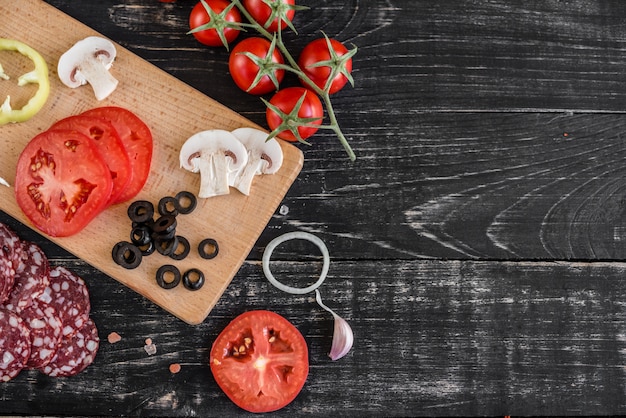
<box><xmin>2</xmin><ymin>0</ymin><xmax>626</xmax><ymax>416</ymax></box>
<box><xmin>0</xmin><ymin>0</ymin><xmax>303</xmax><ymax>325</ymax></box>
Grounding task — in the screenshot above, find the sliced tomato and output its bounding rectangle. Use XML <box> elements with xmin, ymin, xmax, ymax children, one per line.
<box><xmin>210</xmin><ymin>310</ymin><xmax>309</xmax><ymax>413</ymax></box>
<box><xmin>50</xmin><ymin>115</ymin><xmax>132</xmax><ymax>205</ymax></box>
<box><xmin>80</xmin><ymin>107</ymin><xmax>153</xmax><ymax>203</ymax></box>
<box><xmin>15</xmin><ymin>129</ymin><xmax>113</xmax><ymax>237</ymax></box>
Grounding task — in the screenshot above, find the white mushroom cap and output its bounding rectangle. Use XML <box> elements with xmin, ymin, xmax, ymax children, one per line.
<box><xmin>57</xmin><ymin>36</ymin><xmax>118</xmax><ymax>100</ymax></box>
<box><xmin>229</xmin><ymin>127</ymin><xmax>284</xmax><ymax>195</ymax></box>
<box><xmin>179</xmin><ymin>129</ymin><xmax>249</xmax><ymax>198</ymax></box>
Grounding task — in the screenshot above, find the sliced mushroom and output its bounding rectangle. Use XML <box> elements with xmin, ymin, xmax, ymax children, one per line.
<box><xmin>57</xmin><ymin>36</ymin><xmax>118</xmax><ymax>101</ymax></box>
<box><xmin>179</xmin><ymin>130</ymin><xmax>249</xmax><ymax>198</ymax></box>
<box><xmin>229</xmin><ymin>127</ymin><xmax>284</xmax><ymax>195</ymax></box>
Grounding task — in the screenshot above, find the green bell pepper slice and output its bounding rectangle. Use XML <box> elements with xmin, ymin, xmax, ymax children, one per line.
<box><xmin>0</xmin><ymin>38</ymin><xmax>50</xmax><ymax>125</ymax></box>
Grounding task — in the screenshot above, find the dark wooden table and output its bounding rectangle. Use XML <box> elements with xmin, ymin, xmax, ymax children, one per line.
<box><xmin>3</xmin><ymin>0</ymin><xmax>626</xmax><ymax>416</ymax></box>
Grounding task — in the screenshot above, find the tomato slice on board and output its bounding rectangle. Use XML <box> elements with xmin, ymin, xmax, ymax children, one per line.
<box><xmin>80</xmin><ymin>107</ymin><xmax>153</xmax><ymax>203</ymax></box>
<box><xmin>50</xmin><ymin>115</ymin><xmax>132</xmax><ymax>205</ymax></box>
<box><xmin>210</xmin><ymin>310</ymin><xmax>309</xmax><ymax>413</ymax></box>
<box><xmin>15</xmin><ymin>129</ymin><xmax>113</xmax><ymax>237</ymax></box>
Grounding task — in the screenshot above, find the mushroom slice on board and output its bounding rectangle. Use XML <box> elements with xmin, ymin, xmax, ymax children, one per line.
<box><xmin>179</xmin><ymin>130</ymin><xmax>249</xmax><ymax>198</ymax></box>
<box><xmin>229</xmin><ymin>127</ymin><xmax>284</xmax><ymax>196</ymax></box>
<box><xmin>57</xmin><ymin>36</ymin><xmax>118</xmax><ymax>101</ymax></box>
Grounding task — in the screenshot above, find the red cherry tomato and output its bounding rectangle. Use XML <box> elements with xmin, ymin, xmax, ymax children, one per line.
<box><xmin>81</xmin><ymin>107</ymin><xmax>153</xmax><ymax>203</ymax></box>
<box><xmin>242</xmin><ymin>0</ymin><xmax>296</xmax><ymax>32</ymax></box>
<box><xmin>15</xmin><ymin>129</ymin><xmax>113</xmax><ymax>237</ymax></box>
<box><xmin>298</xmin><ymin>38</ymin><xmax>353</xmax><ymax>94</ymax></box>
<box><xmin>189</xmin><ymin>0</ymin><xmax>241</xmax><ymax>47</ymax></box>
<box><xmin>49</xmin><ymin>115</ymin><xmax>131</xmax><ymax>206</ymax></box>
<box><xmin>229</xmin><ymin>37</ymin><xmax>285</xmax><ymax>95</ymax></box>
<box><xmin>210</xmin><ymin>310</ymin><xmax>309</xmax><ymax>413</ymax></box>
<box><xmin>266</xmin><ymin>87</ymin><xmax>323</xmax><ymax>142</ymax></box>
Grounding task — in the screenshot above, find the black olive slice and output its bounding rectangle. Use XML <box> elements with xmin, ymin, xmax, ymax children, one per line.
<box><xmin>152</xmin><ymin>215</ymin><xmax>177</xmax><ymax>235</ymax></box>
<box><xmin>169</xmin><ymin>235</ymin><xmax>190</xmax><ymax>260</ymax></box>
<box><xmin>112</xmin><ymin>241</ymin><xmax>143</xmax><ymax>269</ymax></box>
<box><xmin>137</xmin><ymin>239</ymin><xmax>156</xmax><ymax>256</ymax></box>
<box><xmin>183</xmin><ymin>268</ymin><xmax>205</xmax><ymax>291</ymax></box>
<box><xmin>130</xmin><ymin>225</ymin><xmax>152</xmax><ymax>246</ymax></box>
<box><xmin>198</xmin><ymin>238</ymin><xmax>219</xmax><ymax>259</ymax></box>
<box><xmin>156</xmin><ymin>264</ymin><xmax>181</xmax><ymax>289</ymax></box>
<box><xmin>175</xmin><ymin>191</ymin><xmax>197</xmax><ymax>215</ymax></box>
<box><xmin>151</xmin><ymin>228</ymin><xmax>176</xmax><ymax>241</ymax></box>
<box><xmin>127</xmin><ymin>200</ymin><xmax>154</xmax><ymax>223</ymax></box>
<box><xmin>155</xmin><ymin>235</ymin><xmax>178</xmax><ymax>256</ymax></box>
<box><xmin>158</xmin><ymin>196</ymin><xmax>179</xmax><ymax>217</ymax></box>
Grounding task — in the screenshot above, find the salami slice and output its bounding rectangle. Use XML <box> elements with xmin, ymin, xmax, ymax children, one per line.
<box><xmin>40</xmin><ymin>317</ymin><xmax>99</xmax><ymax>377</ymax></box>
<box><xmin>0</xmin><ymin>224</ymin><xmax>22</xmax><ymax>304</ymax></box>
<box><xmin>0</xmin><ymin>256</ymin><xmax>15</xmax><ymax>305</ymax></box>
<box><xmin>0</xmin><ymin>223</ymin><xmax>23</xmax><ymax>271</ymax></box>
<box><xmin>5</xmin><ymin>242</ymin><xmax>50</xmax><ymax>311</ymax></box>
<box><xmin>39</xmin><ymin>266</ymin><xmax>90</xmax><ymax>337</ymax></box>
<box><xmin>0</xmin><ymin>308</ymin><xmax>31</xmax><ymax>382</ymax></box>
<box><xmin>20</xmin><ymin>300</ymin><xmax>63</xmax><ymax>369</ymax></box>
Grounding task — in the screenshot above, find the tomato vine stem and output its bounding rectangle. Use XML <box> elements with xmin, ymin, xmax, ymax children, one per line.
<box><xmin>231</xmin><ymin>0</ymin><xmax>357</xmax><ymax>162</ymax></box>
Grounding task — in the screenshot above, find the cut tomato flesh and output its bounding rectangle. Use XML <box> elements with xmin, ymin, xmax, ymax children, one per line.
<box><xmin>210</xmin><ymin>310</ymin><xmax>309</xmax><ymax>413</ymax></box>
<box><xmin>81</xmin><ymin>106</ymin><xmax>153</xmax><ymax>203</ymax></box>
<box><xmin>15</xmin><ymin>129</ymin><xmax>113</xmax><ymax>237</ymax></box>
<box><xmin>50</xmin><ymin>115</ymin><xmax>131</xmax><ymax>205</ymax></box>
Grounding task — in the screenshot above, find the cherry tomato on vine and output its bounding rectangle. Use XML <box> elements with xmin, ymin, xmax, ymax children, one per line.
<box><xmin>189</xmin><ymin>0</ymin><xmax>242</xmax><ymax>47</ymax></box>
<box><xmin>243</xmin><ymin>0</ymin><xmax>297</xmax><ymax>33</ymax></box>
<box><xmin>210</xmin><ymin>310</ymin><xmax>309</xmax><ymax>413</ymax></box>
<box><xmin>266</xmin><ymin>87</ymin><xmax>323</xmax><ymax>142</ymax></box>
<box><xmin>229</xmin><ymin>37</ymin><xmax>285</xmax><ymax>95</ymax></box>
<box><xmin>298</xmin><ymin>37</ymin><xmax>354</xmax><ymax>94</ymax></box>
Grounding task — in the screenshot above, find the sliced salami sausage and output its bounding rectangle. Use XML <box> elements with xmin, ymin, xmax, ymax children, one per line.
<box><xmin>20</xmin><ymin>300</ymin><xmax>63</xmax><ymax>369</ymax></box>
<box><xmin>39</xmin><ymin>266</ymin><xmax>90</xmax><ymax>337</ymax></box>
<box><xmin>0</xmin><ymin>224</ymin><xmax>22</xmax><ymax>305</ymax></box>
<box><xmin>0</xmin><ymin>256</ymin><xmax>15</xmax><ymax>305</ymax></box>
<box><xmin>40</xmin><ymin>317</ymin><xmax>99</xmax><ymax>377</ymax></box>
<box><xmin>5</xmin><ymin>242</ymin><xmax>50</xmax><ymax>311</ymax></box>
<box><xmin>0</xmin><ymin>223</ymin><xmax>23</xmax><ymax>271</ymax></box>
<box><xmin>0</xmin><ymin>307</ymin><xmax>31</xmax><ymax>382</ymax></box>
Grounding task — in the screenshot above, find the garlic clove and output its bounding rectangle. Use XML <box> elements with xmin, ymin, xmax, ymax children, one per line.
<box><xmin>316</xmin><ymin>289</ymin><xmax>353</xmax><ymax>361</ymax></box>
<box><xmin>328</xmin><ymin>312</ymin><xmax>354</xmax><ymax>361</ymax></box>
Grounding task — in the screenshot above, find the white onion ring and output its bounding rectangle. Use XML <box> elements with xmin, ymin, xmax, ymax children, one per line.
<box><xmin>262</xmin><ymin>231</ymin><xmax>330</xmax><ymax>295</ymax></box>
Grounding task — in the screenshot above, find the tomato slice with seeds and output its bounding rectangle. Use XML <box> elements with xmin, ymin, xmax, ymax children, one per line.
<box><xmin>210</xmin><ymin>310</ymin><xmax>309</xmax><ymax>413</ymax></box>
<box><xmin>15</xmin><ymin>129</ymin><xmax>113</xmax><ymax>237</ymax></box>
<box><xmin>50</xmin><ymin>115</ymin><xmax>132</xmax><ymax>205</ymax></box>
<box><xmin>81</xmin><ymin>106</ymin><xmax>153</xmax><ymax>203</ymax></box>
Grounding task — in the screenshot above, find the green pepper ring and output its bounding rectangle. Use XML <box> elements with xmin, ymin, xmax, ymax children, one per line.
<box><xmin>0</xmin><ymin>38</ymin><xmax>50</xmax><ymax>125</ymax></box>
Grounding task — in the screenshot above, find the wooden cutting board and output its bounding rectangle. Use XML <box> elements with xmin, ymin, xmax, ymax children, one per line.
<box><xmin>0</xmin><ymin>0</ymin><xmax>303</xmax><ymax>324</ymax></box>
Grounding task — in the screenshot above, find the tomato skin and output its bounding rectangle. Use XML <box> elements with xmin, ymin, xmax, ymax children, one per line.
<box><xmin>229</xmin><ymin>37</ymin><xmax>285</xmax><ymax>95</ymax></box>
<box><xmin>15</xmin><ymin>129</ymin><xmax>113</xmax><ymax>237</ymax></box>
<box><xmin>80</xmin><ymin>107</ymin><xmax>153</xmax><ymax>203</ymax></box>
<box><xmin>298</xmin><ymin>38</ymin><xmax>352</xmax><ymax>94</ymax></box>
<box><xmin>243</xmin><ymin>0</ymin><xmax>296</xmax><ymax>32</ymax></box>
<box><xmin>50</xmin><ymin>115</ymin><xmax>132</xmax><ymax>206</ymax></box>
<box><xmin>189</xmin><ymin>0</ymin><xmax>241</xmax><ymax>47</ymax></box>
<box><xmin>210</xmin><ymin>310</ymin><xmax>309</xmax><ymax>413</ymax></box>
<box><xmin>266</xmin><ymin>87</ymin><xmax>323</xmax><ymax>142</ymax></box>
